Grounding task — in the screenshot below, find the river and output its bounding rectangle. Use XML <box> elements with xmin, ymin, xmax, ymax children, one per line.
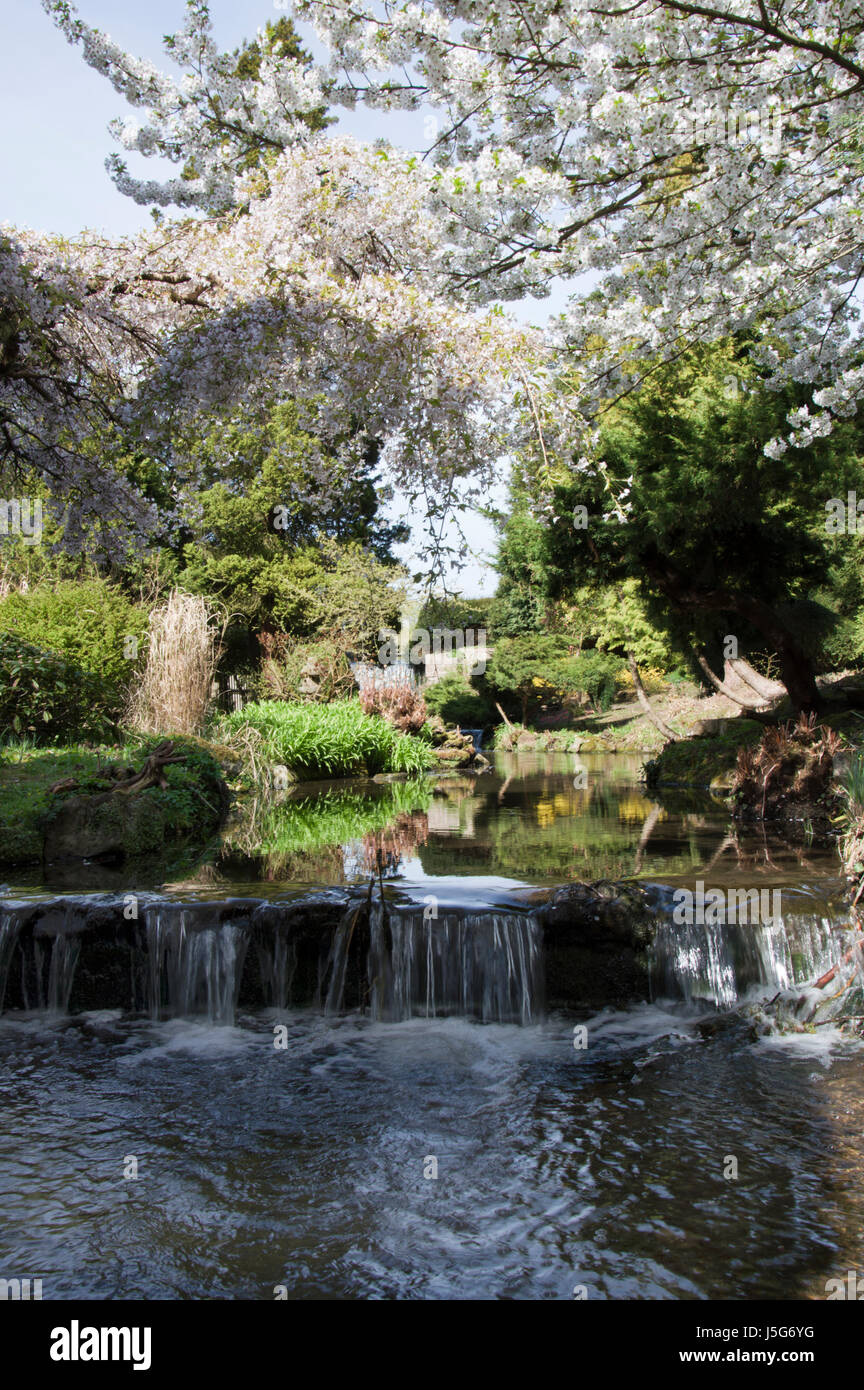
<box><xmin>0</xmin><ymin>752</ymin><xmax>861</xmax><ymax>1300</ymax></box>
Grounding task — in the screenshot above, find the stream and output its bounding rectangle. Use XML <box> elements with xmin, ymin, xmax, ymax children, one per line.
<box><xmin>1</xmin><ymin>751</ymin><xmax>862</xmax><ymax>1300</ymax></box>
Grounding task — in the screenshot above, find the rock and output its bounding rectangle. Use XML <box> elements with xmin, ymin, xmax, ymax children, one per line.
<box><xmin>42</xmin><ymin>757</ymin><xmax>228</xmax><ymax>864</ymax></box>
<box><xmin>533</xmin><ymin>880</ymin><xmax>657</xmax><ymax>1010</ymax></box>
<box><xmin>832</xmin><ymin>750</ymin><xmax>853</xmax><ymax>782</ymax></box>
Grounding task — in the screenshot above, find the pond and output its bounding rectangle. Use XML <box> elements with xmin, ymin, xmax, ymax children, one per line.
<box><xmin>1</xmin><ymin>751</ymin><xmax>862</xmax><ymax>1300</ymax></box>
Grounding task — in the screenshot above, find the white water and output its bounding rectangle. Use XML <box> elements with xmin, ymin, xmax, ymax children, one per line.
<box><xmin>0</xmin><ymin>890</ymin><xmax>860</xmax><ymax>1025</ymax></box>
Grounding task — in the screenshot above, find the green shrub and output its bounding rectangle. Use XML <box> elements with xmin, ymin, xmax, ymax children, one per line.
<box><xmin>0</xmin><ymin>579</ymin><xmax>148</xmax><ymax>703</ymax></box>
<box><xmin>423</xmin><ymin>675</ymin><xmax>494</xmax><ymax>728</ymax></box>
<box><xmin>821</xmin><ymin>615</ymin><xmax>864</xmax><ymax>672</ymax></box>
<box><xmin>221</xmin><ymin>699</ymin><xmax>434</xmax><ymax>780</ymax></box>
<box><xmin>0</xmin><ymin>734</ymin><xmax>227</xmax><ymax>866</ymax></box>
<box><xmin>553</xmin><ymin>649</ymin><xmax>623</xmax><ymax>711</ymax></box>
<box><xmin>0</xmin><ymin>634</ymin><xmax>117</xmax><ymax>744</ymax></box>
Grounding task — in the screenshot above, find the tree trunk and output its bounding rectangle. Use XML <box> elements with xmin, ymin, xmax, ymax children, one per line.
<box><xmin>726</xmin><ymin>657</ymin><xmax>785</xmax><ymax>702</ymax></box>
<box><xmin>777</xmin><ymin>644</ymin><xmax>822</xmax><ymax>716</ymax></box>
<box><xmin>627</xmin><ymin>652</ymin><xmax>678</xmax><ymax>740</ymax></box>
<box><xmin>693</xmin><ymin>650</ymin><xmax>765</xmax><ymax>709</ymax></box>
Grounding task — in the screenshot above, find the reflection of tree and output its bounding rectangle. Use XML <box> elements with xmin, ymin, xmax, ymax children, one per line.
<box><xmin>362</xmin><ymin>812</ymin><xmax>429</xmax><ymax>876</ymax></box>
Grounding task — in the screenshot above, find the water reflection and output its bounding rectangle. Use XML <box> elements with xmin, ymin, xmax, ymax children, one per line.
<box><xmin>2</xmin><ymin>751</ymin><xmax>842</xmax><ymax>898</ymax></box>
<box><xmin>209</xmin><ymin>751</ymin><xmax>842</xmax><ymax>893</ymax></box>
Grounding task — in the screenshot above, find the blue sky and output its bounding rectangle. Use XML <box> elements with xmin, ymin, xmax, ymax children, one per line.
<box><xmin>1</xmin><ymin>1</ymin><xmax>564</xmax><ymax>595</ymax></box>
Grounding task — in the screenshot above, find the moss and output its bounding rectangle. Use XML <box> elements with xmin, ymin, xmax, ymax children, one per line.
<box><xmin>647</xmin><ymin>720</ymin><xmax>764</xmax><ymax>789</ymax></box>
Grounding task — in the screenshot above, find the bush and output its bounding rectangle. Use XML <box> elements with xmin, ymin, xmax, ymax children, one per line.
<box><xmin>553</xmin><ymin>649</ymin><xmax>624</xmax><ymax>711</ymax></box>
<box><xmin>359</xmin><ymin>675</ymin><xmax>427</xmax><ymax>733</ymax></box>
<box><xmin>0</xmin><ymin>734</ymin><xmax>227</xmax><ymax>866</ymax></box>
<box><xmin>221</xmin><ymin>699</ymin><xmax>434</xmax><ymax>780</ymax></box>
<box><xmin>0</xmin><ymin>634</ymin><xmax>117</xmax><ymax>744</ymax></box>
<box><xmin>0</xmin><ymin>578</ymin><xmax>148</xmax><ymax>704</ymax></box>
<box><xmin>615</xmin><ymin>664</ymin><xmax>669</xmax><ymax>697</ymax></box>
<box><xmin>423</xmin><ymin>674</ymin><xmax>494</xmax><ymax>728</ymax></box>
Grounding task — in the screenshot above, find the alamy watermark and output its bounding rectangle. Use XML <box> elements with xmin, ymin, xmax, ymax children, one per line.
<box><xmin>671</xmin><ymin>103</ymin><xmax>783</xmax><ymax>155</ymax></box>
<box><xmin>377</xmin><ymin>626</ymin><xmax>487</xmax><ymax>677</ymax></box>
<box><xmin>0</xmin><ymin>497</ymin><xmax>42</xmax><ymax>546</ymax></box>
<box><xmin>0</xmin><ymin>1276</ymin><xmax>42</xmax><ymax>1300</ymax></box>
<box><xmin>825</xmin><ymin>492</ymin><xmax>864</xmax><ymax>534</ymax></box>
<box><xmin>672</xmin><ymin>881</ymin><xmax>782</xmax><ymax>925</ymax></box>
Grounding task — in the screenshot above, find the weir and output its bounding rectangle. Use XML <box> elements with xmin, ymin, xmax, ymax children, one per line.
<box><xmin>325</xmin><ymin>901</ymin><xmax>542</xmax><ymax>1023</ymax></box>
<box><xmin>0</xmin><ymin>886</ymin><xmax>857</xmax><ymax>1025</ymax></box>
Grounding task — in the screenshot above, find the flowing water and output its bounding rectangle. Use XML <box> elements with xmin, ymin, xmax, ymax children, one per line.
<box><xmin>1</xmin><ymin>751</ymin><xmax>863</xmax><ymax>1300</ymax></box>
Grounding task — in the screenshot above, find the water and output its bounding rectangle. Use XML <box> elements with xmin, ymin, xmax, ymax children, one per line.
<box><xmin>326</xmin><ymin>904</ymin><xmax>543</xmax><ymax>1024</ymax></box>
<box><xmin>1</xmin><ymin>751</ymin><xmax>862</xmax><ymax>1300</ymax></box>
<box><xmin>0</xmin><ymin>1009</ymin><xmax>862</xmax><ymax>1299</ymax></box>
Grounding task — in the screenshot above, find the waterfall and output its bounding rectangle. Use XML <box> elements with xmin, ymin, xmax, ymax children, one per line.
<box><xmin>43</xmin><ymin>934</ymin><xmax>81</xmax><ymax>1014</ymax></box>
<box><xmin>326</xmin><ymin>901</ymin><xmax>543</xmax><ymax>1023</ymax></box>
<box><xmin>0</xmin><ymin>906</ymin><xmax>81</xmax><ymax>1014</ymax></box>
<box><xmin>144</xmin><ymin>907</ymin><xmax>248</xmax><ymax>1024</ymax></box>
<box><xmin>0</xmin><ymin>910</ymin><xmax>24</xmax><ymax>1013</ymax></box>
<box><xmin>651</xmin><ymin>903</ymin><xmax>855</xmax><ymax>1008</ymax></box>
<box><xmin>256</xmin><ymin>933</ymin><xmax>298</xmax><ymax>1011</ymax></box>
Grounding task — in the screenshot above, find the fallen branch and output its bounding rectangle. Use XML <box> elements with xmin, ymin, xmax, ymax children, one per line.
<box><xmin>49</xmin><ymin>740</ymin><xmax>184</xmax><ymax>798</ymax></box>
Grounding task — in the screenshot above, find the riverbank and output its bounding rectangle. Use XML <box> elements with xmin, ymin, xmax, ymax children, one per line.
<box><xmin>0</xmin><ymin>737</ymin><xmax>230</xmax><ymax>868</ymax></box>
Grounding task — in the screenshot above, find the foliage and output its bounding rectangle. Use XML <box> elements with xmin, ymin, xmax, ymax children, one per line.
<box><xmin>490</xmin><ymin>505</ymin><xmax>554</xmax><ymax>638</ymax></box>
<box><xmin>258</xmin><ymin>631</ymin><xmax>357</xmax><ymax>703</ymax></box>
<box><xmin>562</xmin><ymin>580</ymin><xmax>678</xmax><ymax>670</ymax></box>
<box><xmin>0</xmin><ymin>734</ymin><xmax>226</xmax><ymax>866</ymax></box>
<box><xmin>176</xmin><ymin>401</ymin><xmax>408</xmax><ymax>646</ymax></box>
<box><xmin>416</xmin><ymin>594</ymin><xmax>495</xmax><ymax>639</ymax></box>
<box><xmin>732</xmin><ymin>716</ymin><xmax>842</xmax><ymax>817</ymax></box>
<box><xmin>224</xmin><ymin>782</ymin><xmax>431</xmax><ymax>869</ymax></box>
<box><xmin>423</xmin><ymin>674</ymin><xmax>495</xmax><ymax>729</ymax></box>
<box><xmin>616</xmin><ymin>665</ymin><xmax>669</xmax><ymax>697</ymax></box>
<box><xmin>0</xmin><ymin>633</ymin><xmax>118</xmax><ymax>744</ymax></box>
<box><xmin>0</xmin><ymin>577</ymin><xmax>147</xmax><ymax>702</ymax></box>
<box><xmin>551</xmin><ymin>650</ymin><xmax>623</xmax><ymax>713</ymax></box>
<box><xmin>544</xmin><ymin>338</ymin><xmax>864</xmax><ymax>707</ymax></box>
<box><xmin>220</xmin><ymin>699</ymin><xmax>434</xmax><ymax>780</ymax></box>
<box><xmin>647</xmin><ymin>722</ymin><xmax>765</xmax><ymax>789</ymax></box>
<box><xmin>485</xmin><ymin>633</ymin><xmax>572</xmax><ymax>721</ymax></box>
<box><xmin>359</xmin><ymin>677</ymin><xmax>428</xmax><ymax>734</ymax></box>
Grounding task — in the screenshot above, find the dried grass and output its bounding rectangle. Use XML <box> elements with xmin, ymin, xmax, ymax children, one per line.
<box><xmin>127</xmin><ymin>590</ymin><xmax>222</xmax><ymax>736</ymax></box>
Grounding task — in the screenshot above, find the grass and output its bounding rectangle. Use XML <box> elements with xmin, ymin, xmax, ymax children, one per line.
<box><xmin>838</xmin><ymin>753</ymin><xmax>864</xmax><ymax>882</ymax></box>
<box><xmin>644</xmin><ymin>720</ymin><xmax>764</xmax><ymax>788</ymax></box>
<box><xmin>220</xmin><ymin>699</ymin><xmax>435</xmax><ymax>781</ymax></box>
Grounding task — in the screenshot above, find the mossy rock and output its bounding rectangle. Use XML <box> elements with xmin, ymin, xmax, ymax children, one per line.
<box><xmin>0</xmin><ymin>737</ymin><xmax>229</xmax><ymax>867</ymax></box>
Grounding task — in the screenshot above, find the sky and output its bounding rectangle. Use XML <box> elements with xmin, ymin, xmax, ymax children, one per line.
<box><xmin>0</xmin><ymin>0</ymin><xmax>568</xmax><ymax>596</ymax></box>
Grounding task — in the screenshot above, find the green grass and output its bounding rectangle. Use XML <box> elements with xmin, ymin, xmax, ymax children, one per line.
<box><xmin>220</xmin><ymin>699</ymin><xmax>435</xmax><ymax>780</ymax></box>
<box><xmin>646</xmin><ymin>720</ymin><xmax>764</xmax><ymax>788</ymax></box>
<box><xmin>841</xmin><ymin>751</ymin><xmax>864</xmax><ymax>818</ymax></box>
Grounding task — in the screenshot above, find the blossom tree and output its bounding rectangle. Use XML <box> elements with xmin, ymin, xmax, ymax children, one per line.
<box><xmin>4</xmin><ymin>138</ymin><xmax>535</xmax><ymax>563</ymax></box>
<box><xmin>44</xmin><ymin>0</ymin><xmax>864</xmax><ymax>448</ymax></box>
